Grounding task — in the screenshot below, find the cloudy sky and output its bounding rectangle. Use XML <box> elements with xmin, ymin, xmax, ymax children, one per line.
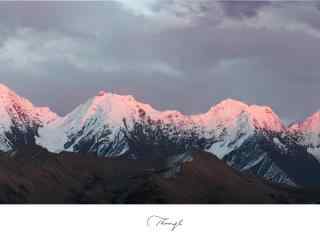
<box><xmin>1</xmin><ymin>1</ymin><xmax>320</xmax><ymax>123</ymax></box>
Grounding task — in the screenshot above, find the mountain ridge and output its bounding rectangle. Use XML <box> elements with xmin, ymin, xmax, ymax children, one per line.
<box><xmin>3</xmin><ymin>83</ymin><xmax>320</xmax><ymax>131</ymax></box>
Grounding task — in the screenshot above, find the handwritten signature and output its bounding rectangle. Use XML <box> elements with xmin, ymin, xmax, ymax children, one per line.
<box><xmin>147</xmin><ymin>215</ymin><xmax>183</xmax><ymax>231</ymax></box>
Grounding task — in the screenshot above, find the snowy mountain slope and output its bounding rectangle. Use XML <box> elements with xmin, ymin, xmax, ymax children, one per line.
<box><xmin>0</xmin><ymin>84</ymin><xmax>58</xmax><ymax>152</ymax></box>
<box><xmin>191</xmin><ymin>99</ymin><xmax>285</xmax><ymax>159</ymax></box>
<box><xmin>223</xmin><ymin>132</ymin><xmax>320</xmax><ymax>187</ymax></box>
<box><xmin>289</xmin><ymin>112</ymin><xmax>320</xmax><ymax>161</ymax></box>
<box><xmin>187</xmin><ymin>99</ymin><xmax>320</xmax><ymax>186</ymax></box>
<box><xmin>38</xmin><ymin>91</ymin><xmax>151</xmax><ymax>155</ymax></box>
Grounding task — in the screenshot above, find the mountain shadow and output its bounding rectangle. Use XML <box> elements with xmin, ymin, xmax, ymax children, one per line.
<box><xmin>0</xmin><ymin>145</ymin><xmax>319</xmax><ymax>204</ymax></box>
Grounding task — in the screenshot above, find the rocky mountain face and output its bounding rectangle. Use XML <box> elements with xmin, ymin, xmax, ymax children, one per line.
<box><xmin>1</xmin><ymin>84</ymin><xmax>320</xmax><ymax>188</ymax></box>
<box><xmin>223</xmin><ymin>132</ymin><xmax>320</xmax><ymax>187</ymax></box>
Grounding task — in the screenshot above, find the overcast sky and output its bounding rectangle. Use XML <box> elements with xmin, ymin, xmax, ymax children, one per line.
<box><xmin>1</xmin><ymin>1</ymin><xmax>320</xmax><ymax>124</ymax></box>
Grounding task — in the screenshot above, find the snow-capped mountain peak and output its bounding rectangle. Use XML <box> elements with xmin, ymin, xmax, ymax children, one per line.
<box><xmin>81</xmin><ymin>91</ymin><xmax>158</xmax><ymax>126</ymax></box>
<box><xmin>289</xmin><ymin>111</ymin><xmax>320</xmax><ymax>161</ymax></box>
<box><xmin>37</xmin><ymin>90</ymin><xmax>200</xmax><ymax>155</ymax></box>
<box><xmin>290</xmin><ymin>111</ymin><xmax>320</xmax><ymax>133</ymax></box>
<box><xmin>190</xmin><ymin>99</ymin><xmax>285</xmax><ymax>159</ymax></box>
<box><xmin>193</xmin><ymin>98</ymin><xmax>284</xmax><ymax>132</ymax></box>
<box><xmin>0</xmin><ymin>84</ymin><xmax>58</xmax><ymax>127</ymax></box>
<box><xmin>246</xmin><ymin>104</ymin><xmax>284</xmax><ymax>132</ymax></box>
<box><xmin>210</xmin><ymin>98</ymin><xmax>248</xmax><ymax>111</ymax></box>
<box><xmin>204</xmin><ymin>98</ymin><xmax>249</xmax><ymax>126</ymax></box>
<box><xmin>0</xmin><ymin>83</ymin><xmax>58</xmax><ymax>152</ymax></box>
<box><xmin>37</xmin><ymin>91</ymin><xmax>162</xmax><ymax>153</ymax></box>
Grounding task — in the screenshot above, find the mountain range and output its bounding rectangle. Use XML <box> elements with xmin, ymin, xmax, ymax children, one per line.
<box><xmin>1</xmin><ymin>83</ymin><xmax>320</xmax><ymax>188</ymax></box>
